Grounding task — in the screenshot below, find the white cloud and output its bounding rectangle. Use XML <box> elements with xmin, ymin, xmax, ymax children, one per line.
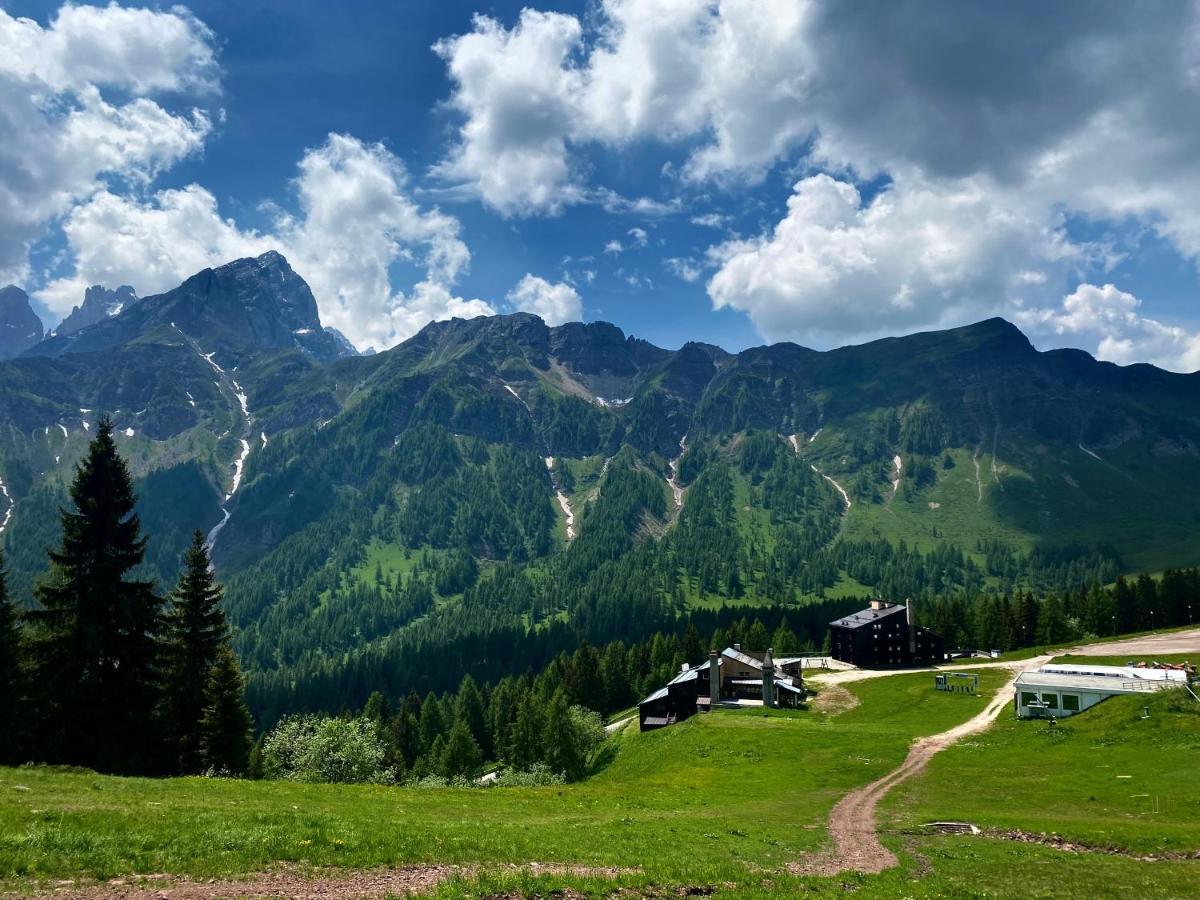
<box><xmin>0</xmin><ymin>4</ymin><xmax>217</xmax><ymax>286</ymax></box>
<box><xmin>431</xmin><ymin>10</ymin><xmax>585</xmax><ymax>216</ymax></box>
<box><xmin>1017</xmin><ymin>283</ymin><xmax>1200</xmax><ymax>373</ymax></box>
<box><xmin>690</xmin><ymin>212</ymin><xmax>727</xmax><ymax>229</ymax></box>
<box><xmin>0</xmin><ymin>4</ymin><xmax>218</xmax><ymax>94</ymax></box>
<box><xmin>431</xmin><ymin>2</ymin><xmax>1200</xmax><ymax>366</ymax></box>
<box><xmin>431</xmin><ymin>1</ymin><xmax>812</xmax><ymax>214</ymax></box>
<box><xmin>665</xmin><ymin>257</ymin><xmax>702</xmax><ymax>283</ymax></box>
<box><xmin>603</xmin><ymin>240</ymin><xmax>624</xmax><ymax>255</ymax></box>
<box><xmin>707</xmin><ymin>172</ymin><xmax>1082</xmax><ymax>344</ymax></box>
<box><xmin>505</xmin><ymin>273</ymin><xmax>582</xmax><ymax>325</ymax></box>
<box><xmin>627</xmin><ymin>226</ymin><xmax>648</xmax><ymax>247</ymax></box>
<box><xmin>36</xmin><ymin>185</ymin><xmax>271</xmax><ymax>315</ymax></box>
<box><xmin>40</xmin><ymin>134</ymin><xmax>495</xmax><ymax>349</ymax></box>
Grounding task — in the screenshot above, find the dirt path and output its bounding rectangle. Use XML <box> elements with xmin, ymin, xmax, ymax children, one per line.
<box><xmin>26</xmin><ymin>865</ymin><xmax>461</xmax><ymax>899</ymax></box>
<box><xmin>793</xmin><ymin>659</ymin><xmax>1047</xmax><ymax>876</ymax></box>
<box><xmin>794</xmin><ymin>627</ymin><xmax>1200</xmax><ymax>877</ymax></box>
<box><xmin>27</xmin><ymin>863</ymin><xmax>634</xmax><ymax>900</ymax></box>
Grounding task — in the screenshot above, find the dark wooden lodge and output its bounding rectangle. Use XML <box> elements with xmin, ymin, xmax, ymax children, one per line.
<box><xmin>829</xmin><ymin>599</ymin><xmax>944</xmax><ymax>668</ymax></box>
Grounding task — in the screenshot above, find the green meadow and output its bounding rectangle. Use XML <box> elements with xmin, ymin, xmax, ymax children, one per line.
<box><xmin>2</xmin><ymin>669</ymin><xmax>1197</xmax><ymax>897</ymax></box>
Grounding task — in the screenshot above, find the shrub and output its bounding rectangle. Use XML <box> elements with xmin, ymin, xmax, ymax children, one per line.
<box><xmin>261</xmin><ymin>715</ymin><xmax>393</xmax><ymax>784</ymax></box>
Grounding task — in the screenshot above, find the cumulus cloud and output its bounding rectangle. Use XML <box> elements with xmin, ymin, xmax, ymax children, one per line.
<box><xmin>0</xmin><ymin>3</ymin><xmax>218</xmax><ymax>94</ymax></box>
<box><xmin>505</xmin><ymin>273</ymin><xmax>582</xmax><ymax>325</ymax></box>
<box><xmin>432</xmin><ymin>1</ymin><xmax>1200</xmax><ymax>366</ymax></box>
<box><xmin>1016</xmin><ymin>284</ymin><xmax>1200</xmax><ymax>373</ymax></box>
<box><xmin>707</xmin><ymin>172</ymin><xmax>1082</xmax><ymax>344</ymax></box>
<box><xmin>0</xmin><ymin>4</ymin><xmax>216</xmax><ymax>286</ymax></box>
<box><xmin>432</xmin><ymin>0</ymin><xmax>811</xmax><ymax>214</ymax></box>
<box><xmin>40</xmin><ymin>134</ymin><xmax>495</xmax><ymax>349</ymax></box>
<box><xmin>432</xmin><ymin>10</ymin><xmax>585</xmax><ymax>216</ymax></box>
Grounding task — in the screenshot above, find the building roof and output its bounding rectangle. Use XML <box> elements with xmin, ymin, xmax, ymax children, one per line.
<box><xmin>1038</xmin><ymin>663</ymin><xmax>1186</xmax><ymax>683</ymax></box>
<box><xmin>1015</xmin><ymin>671</ymin><xmax>1179</xmax><ymax>695</ymax></box>
<box><xmin>830</xmin><ymin>603</ymin><xmax>907</xmax><ymax>630</ymax></box>
<box><xmin>639</xmin><ymin>686</ymin><xmax>669</xmax><ymax>705</ymax></box>
<box><xmin>722</xmin><ymin>646</ymin><xmax>765</xmax><ymax>669</ymax></box>
<box><xmin>667</xmin><ymin>667</ymin><xmax>700</xmax><ymax>686</ymax></box>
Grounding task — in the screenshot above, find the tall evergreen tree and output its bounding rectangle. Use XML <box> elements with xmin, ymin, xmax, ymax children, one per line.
<box><xmin>0</xmin><ymin>551</ymin><xmax>23</xmax><ymax>765</ymax></box>
<box><xmin>542</xmin><ymin>689</ymin><xmax>584</xmax><ymax>781</ymax></box>
<box><xmin>26</xmin><ymin>418</ymin><xmax>163</xmax><ymax>774</ymax></box>
<box><xmin>199</xmin><ymin>645</ymin><xmax>253</xmax><ymax>774</ymax></box>
<box><xmin>508</xmin><ymin>690</ymin><xmax>543</xmax><ymax>770</ymax></box>
<box><xmin>163</xmin><ymin>531</ymin><xmax>229</xmax><ymax>772</ymax></box>
<box><xmin>440</xmin><ymin>718</ymin><xmax>482</xmax><ymax>778</ymax></box>
<box><xmin>454</xmin><ymin>675</ymin><xmax>491</xmax><ymax>759</ymax></box>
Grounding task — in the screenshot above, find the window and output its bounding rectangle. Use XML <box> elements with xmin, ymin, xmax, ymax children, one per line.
<box><xmin>1020</xmin><ymin>692</ymin><xmax>1038</xmax><ymax>706</ymax></box>
<box><xmin>1041</xmin><ymin>693</ymin><xmax>1058</xmax><ymax>709</ymax></box>
<box><xmin>1062</xmin><ymin>694</ymin><xmax>1080</xmax><ymax>712</ymax></box>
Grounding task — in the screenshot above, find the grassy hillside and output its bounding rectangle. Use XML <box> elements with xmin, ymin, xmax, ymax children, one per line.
<box><xmin>3</xmin><ymin>670</ymin><xmax>1196</xmax><ymax>897</ymax></box>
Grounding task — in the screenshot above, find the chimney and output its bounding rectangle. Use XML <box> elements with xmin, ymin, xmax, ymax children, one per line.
<box><xmin>762</xmin><ymin>647</ymin><xmax>775</xmax><ymax>708</ymax></box>
<box><xmin>709</xmin><ymin>650</ymin><xmax>720</xmax><ymax>706</ymax></box>
<box><xmin>733</xmin><ymin>643</ymin><xmax>741</xmax><ymax>652</ymax></box>
<box><xmin>906</xmin><ymin>599</ymin><xmax>917</xmax><ymax>659</ymax></box>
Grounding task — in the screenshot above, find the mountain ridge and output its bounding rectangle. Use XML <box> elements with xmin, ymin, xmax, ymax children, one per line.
<box><xmin>2</xmin><ymin>255</ymin><xmax>1199</xmax><ymax>719</ymax></box>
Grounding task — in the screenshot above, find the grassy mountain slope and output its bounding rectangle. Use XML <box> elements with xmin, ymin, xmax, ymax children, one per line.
<box><xmin>2</xmin><ymin>671</ymin><xmax>1195</xmax><ymax>898</ymax></box>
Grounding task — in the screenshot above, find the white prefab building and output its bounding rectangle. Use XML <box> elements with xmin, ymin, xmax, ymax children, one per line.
<box><xmin>1014</xmin><ymin>664</ymin><xmax>1187</xmax><ymax>718</ymax></box>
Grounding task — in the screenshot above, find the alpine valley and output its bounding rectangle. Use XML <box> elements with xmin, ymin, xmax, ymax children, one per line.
<box><xmin>2</xmin><ymin>252</ymin><xmax>1199</xmax><ymax>722</ymax></box>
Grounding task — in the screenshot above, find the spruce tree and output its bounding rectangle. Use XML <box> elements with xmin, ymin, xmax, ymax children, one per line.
<box><xmin>542</xmin><ymin>689</ymin><xmax>584</xmax><ymax>781</ymax></box>
<box><xmin>440</xmin><ymin>718</ymin><xmax>482</xmax><ymax>778</ymax></box>
<box><xmin>0</xmin><ymin>551</ymin><xmax>23</xmax><ymax>764</ymax></box>
<box><xmin>507</xmin><ymin>690</ymin><xmax>543</xmax><ymax>770</ymax></box>
<box><xmin>163</xmin><ymin>531</ymin><xmax>229</xmax><ymax>772</ymax></box>
<box><xmin>454</xmin><ymin>675</ymin><xmax>491</xmax><ymax>759</ymax></box>
<box><xmin>199</xmin><ymin>646</ymin><xmax>253</xmax><ymax>774</ymax></box>
<box><xmin>26</xmin><ymin>418</ymin><xmax>163</xmax><ymax>773</ymax></box>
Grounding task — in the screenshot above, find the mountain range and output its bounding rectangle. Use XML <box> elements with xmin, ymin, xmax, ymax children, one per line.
<box><xmin>2</xmin><ymin>251</ymin><xmax>1198</xmax><ymax>716</ymax></box>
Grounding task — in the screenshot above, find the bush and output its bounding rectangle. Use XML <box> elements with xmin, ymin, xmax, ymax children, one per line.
<box><xmin>261</xmin><ymin>715</ymin><xmax>393</xmax><ymax>784</ymax></box>
<box><xmin>568</xmin><ymin>705</ymin><xmax>606</xmax><ymax>761</ymax></box>
<box><xmin>491</xmin><ymin>763</ymin><xmax>566</xmax><ymax>787</ymax></box>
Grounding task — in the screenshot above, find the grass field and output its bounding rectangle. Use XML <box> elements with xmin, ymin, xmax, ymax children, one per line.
<box><xmin>2</xmin><ymin>669</ymin><xmax>1197</xmax><ymax>897</ymax></box>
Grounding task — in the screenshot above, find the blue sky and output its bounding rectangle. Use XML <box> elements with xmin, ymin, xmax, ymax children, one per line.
<box><xmin>2</xmin><ymin>1</ymin><xmax>1199</xmax><ymax>368</ymax></box>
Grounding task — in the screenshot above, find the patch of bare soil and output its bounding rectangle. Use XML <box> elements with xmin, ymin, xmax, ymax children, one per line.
<box><xmin>986</xmin><ymin>829</ymin><xmax>1200</xmax><ymax>861</ymax></box>
<box><xmin>25</xmin><ymin>864</ymin><xmax>638</xmax><ymax>900</ymax></box>
<box><xmin>790</xmin><ymin>665</ymin><xmax>1031</xmax><ymax>877</ymax></box>
<box><xmin>28</xmin><ymin>865</ymin><xmax>460</xmax><ymax>899</ymax></box>
<box><xmin>1070</xmin><ymin>628</ymin><xmax>1200</xmax><ymax>657</ymax></box>
<box><xmin>809</xmin><ymin>683</ymin><xmax>860</xmax><ymax>716</ymax></box>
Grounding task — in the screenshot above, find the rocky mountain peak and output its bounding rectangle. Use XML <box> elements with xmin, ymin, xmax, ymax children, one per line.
<box><xmin>0</xmin><ymin>285</ymin><xmax>45</xmax><ymax>360</ymax></box>
<box><xmin>56</xmin><ymin>284</ymin><xmax>139</xmax><ymax>336</ymax></box>
<box><xmin>27</xmin><ymin>251</ymin><xmax>355</xmax><ymax>364</ymax></box>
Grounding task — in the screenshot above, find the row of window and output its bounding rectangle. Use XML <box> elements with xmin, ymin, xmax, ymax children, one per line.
<box><xmin>1019</xmin><ymin>691</ymin><xmax>1082</xmax><ymax>712</ymax></box>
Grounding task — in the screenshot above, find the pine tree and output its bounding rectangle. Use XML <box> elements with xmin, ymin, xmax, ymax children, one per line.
<box><xmin>508</xmin><ymin>690</ymin><xmax>543</xmax><ymax>770</ymax></box>
<box><xmin>454</xmin><ymin>675</ymin><xmax>491</xmax><ymax>759</ymax></box>
<box><xmin>440</xmin><ymin>718</ymin><xmax>482</xmax><ymax>778</ymax></box>
<box><xmin>246</xmin><ymin>735</ymin><xmax>265</xmax><ymax>780</ymax></box>
<box><xmin>26</xmin><ymin>418</ymin><xmax>164</xmax><ymax>774</ymax></box>
<box><xmin>542</xmin><ymin>689</ymin><xmax>584</xmax><ymax>781</ymax></box>
<box><xmin>199</xmin><ymin>646</ymin><xmax>253</xmax><ymax>774</ymax></box>
<box><xmin>363</xmin><ymin>690</ymin><xmax>391</xmax><ymax>724</ymax></box>
<box><xmin>162</xmin><ymin>531</ymin><xmax>229</xmax><ymax>772</ymax></box>
<box><xmin>0</xmin><ymin>551</ymin><xmax>23</xmax><ymax>765</ymax></box>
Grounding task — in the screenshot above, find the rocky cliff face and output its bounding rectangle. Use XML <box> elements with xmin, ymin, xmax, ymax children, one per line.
<box><xmin>55</xmin><ymin>285</ymin><xmax>139</xmax><ymax>336</ymax></box>
<box><xmin>0</xmin><ymin>286</ymin><xmax>44</xmax><ymax>360</ymax></box>
<box><xmin>28</xmin><ymin>251</ymin><xmax>352</xmax><ymax>365</ymax></box>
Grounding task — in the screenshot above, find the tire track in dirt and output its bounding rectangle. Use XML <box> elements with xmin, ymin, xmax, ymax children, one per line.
<box><xmin>792</xmin><ymin>658</ymin><xmax>1048</xmax><ymax>876</ymax></box>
